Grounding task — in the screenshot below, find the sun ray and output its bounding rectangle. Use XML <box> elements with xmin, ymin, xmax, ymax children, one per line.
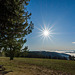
<box><xmin>38</xmin><ymin>24</ymin><xmax>56</xmax><ymax>42</ymax></box>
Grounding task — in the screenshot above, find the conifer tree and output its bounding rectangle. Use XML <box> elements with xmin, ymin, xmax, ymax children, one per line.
<box><xmin>0</xmin><ymin>0</ymin><xmax>34</xmax><ymax>60</ymax></box>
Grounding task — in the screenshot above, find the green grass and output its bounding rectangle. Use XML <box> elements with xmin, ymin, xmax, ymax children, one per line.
<box><xmin>0</xmin><ymin>57</ymin><xmax>75</xmax><ymax>75</ymax></box>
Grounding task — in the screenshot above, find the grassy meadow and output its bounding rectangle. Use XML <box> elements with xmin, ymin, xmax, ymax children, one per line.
<box><xmin>0</xmin><ymin>57</ymin><xmax>75</xmax><ymax>75</ymax></box>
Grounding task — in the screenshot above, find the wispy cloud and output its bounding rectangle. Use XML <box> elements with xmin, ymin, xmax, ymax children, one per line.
<box><xmin>72</xmin><ymin>42</ymin><xmax>75</xmax><ymax>44</ymax></box>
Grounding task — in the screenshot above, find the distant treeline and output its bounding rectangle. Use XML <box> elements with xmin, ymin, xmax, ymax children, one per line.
<box><xmin>69</xmin><ymin>55</ymin><xmax>75</xmax><ymax>60</ymax></box>
<box><xmin>25</xmin><ymin>53</ymin><xmax>68</xmax><ymax>60</ymax></box>
<box><xmin>0</xmin><ymin>51</ymin><xmax>75</xmax><ymax>60</ymax></box>
<box><xmin>24</xmin><ymin>52</ymin><xmax>75</xmax><ymax>60</ymax></box>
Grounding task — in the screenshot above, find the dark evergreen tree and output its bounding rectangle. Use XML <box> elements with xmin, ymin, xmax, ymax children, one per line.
<box><xmin>0</xmin><ymin>0</ymin><xmax>34</xmax><ymax>60</ymax></box>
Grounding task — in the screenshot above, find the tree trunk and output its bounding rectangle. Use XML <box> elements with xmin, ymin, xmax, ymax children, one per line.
<box><xmin>10</xmin><ymin>47</ymin><xmax>14</xmax><ymax>60</ymax></box>
<box><xmin>10</xmin><ymin>56</ymin><xmax>14</xmax><ymax>60</ymax></box>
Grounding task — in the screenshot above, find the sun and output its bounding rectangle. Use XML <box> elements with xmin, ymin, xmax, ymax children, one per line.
<box><xmin>43</xmin><ymin>30</ymin><xmax>49</xmax><ymax>36</ymax></box>
<box><xmin>37</xmin><ymin>24</ymin><xmax>55</xmax><ymax>41</ymax></box>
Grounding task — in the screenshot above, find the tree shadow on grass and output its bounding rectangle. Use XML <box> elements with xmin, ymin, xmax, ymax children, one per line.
<box><xmin>0</xmin><ymin>70</ymin><xmax>13</xmax><ymax>75</ymax></box>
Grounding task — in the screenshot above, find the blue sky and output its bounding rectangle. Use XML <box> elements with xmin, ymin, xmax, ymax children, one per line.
<box><xmin>25</xmin><ymin>0</ymin><xmax>75</xmax><ymax>51</ymax></box>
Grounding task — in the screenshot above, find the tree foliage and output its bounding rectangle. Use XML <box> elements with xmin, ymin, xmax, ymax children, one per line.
<box><xmin>0</xmin><ymin>0</ymin><xmax>34</xmax><ymax>60</ymax></box>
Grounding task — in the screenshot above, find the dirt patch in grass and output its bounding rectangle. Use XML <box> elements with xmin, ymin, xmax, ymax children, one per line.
<box><xmin>5</xmin><ymin>64</ymin><xmax>71</xmax><ymax>75</ymax></box>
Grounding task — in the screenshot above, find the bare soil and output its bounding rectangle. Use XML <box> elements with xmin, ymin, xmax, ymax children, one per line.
<box><xmin>3</xmin><ymin>64</ymin><xmax>71</xmax><ymax>75</ymax></box>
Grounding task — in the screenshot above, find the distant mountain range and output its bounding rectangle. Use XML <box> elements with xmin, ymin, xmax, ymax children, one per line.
<box><xmin>27</xmin><ymin>51</ymin><xmax>70</xmax><ymax>60</ymax></box>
